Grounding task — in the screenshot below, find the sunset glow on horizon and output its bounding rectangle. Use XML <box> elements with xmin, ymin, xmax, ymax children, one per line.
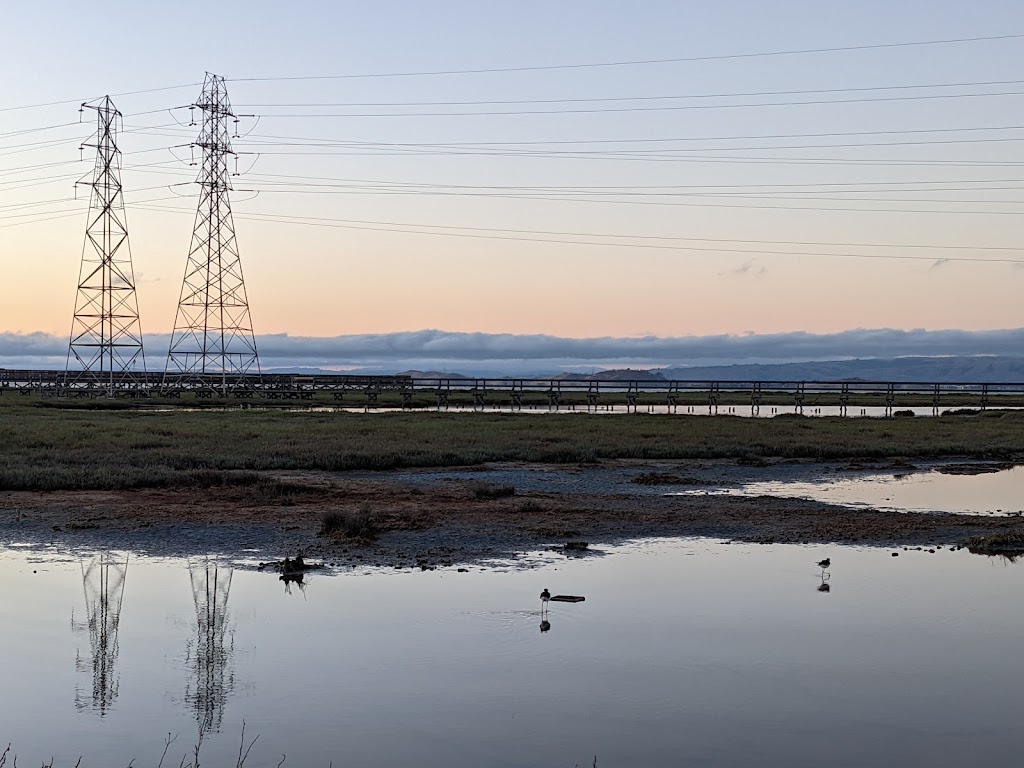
<box><xmin>3</xmin><ymin>1</ymin><xmax>1024</xmax><ymax>346</ymax></box>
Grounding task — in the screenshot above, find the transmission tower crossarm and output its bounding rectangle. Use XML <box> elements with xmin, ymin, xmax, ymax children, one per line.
<box><xmin>66</xmin><ymin>95</ymin><xmax>146</xmax><ymax>396</ymax></box>
<box><xmin>165</xmin><ymin>73</ymin><xmax>261</xmax><ymax>394</ymax></box>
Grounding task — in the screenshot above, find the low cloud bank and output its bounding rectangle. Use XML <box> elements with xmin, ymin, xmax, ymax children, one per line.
<box><xmin>3</xmin><ymin>327</ymin><xmax>1023</xmax><ymax>374</ymax></box>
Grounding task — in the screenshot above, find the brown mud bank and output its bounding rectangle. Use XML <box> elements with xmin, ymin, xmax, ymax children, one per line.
<box><xmin>2</xmin><ymin>460</ymin><xmax>1022</xmax><ymax>568</ymax></box>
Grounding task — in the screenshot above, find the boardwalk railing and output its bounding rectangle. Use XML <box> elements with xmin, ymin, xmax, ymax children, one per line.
<box><xmin>1</xmin><ymin>369</ymin><xmax>1022</xmax><ymax>414</ymax></box>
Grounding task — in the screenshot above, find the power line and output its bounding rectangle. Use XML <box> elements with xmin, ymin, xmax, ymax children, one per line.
<box><xmin>0</xmin><ymin>83</ymin><xmax>201</xmax><ymax>115</ymax></box>
<box><xmin>124</xmin><ymin>208</ymin><xmax>1024</xmax><ymax>251</ymax></box>
<box><xmin>240</xmin><ymin>88</ymin><xmax>1024</xmax><ymax>117</ymax></box>
<box><xmin>122</xmin><ymin>164</ymin><xmax>1024</xmax><ymax>196</ymax></box>
<box><xmin>241</xmin><ymin>181</ymin><xmax>1024</xmax><ymax>203</ymax></box>
<box><xmin>232</xmin><ymin>124</ymin><xmax>1024</xmax><ymax>146</ymax></box>
<box><xmin>129</xmin><ymin>203</ymin><xmax>1024</xmax><ymax>265</ymax></box>
<box><xmin>234</xmin><ymin>168</ymin><xmax>1024</xmax><ymax>192</ymax></box>
<box><xmin>123</xmin><ymin>124</ymin><xmax>1024</xmax><ymax>155</ymax></box>
<box><xmin>232</xmin><ymin>78</ymin><xmax>1024</xmax><ymax>108</ymax></box>
<box><xmin>0</xmin><ymin>208</ymin><xmax>84</xmax><ymax>229</ymax></box>
<box><xmin>0</xmin><ymin>121</ymin><xmax>82</xmax><ymax>140</ymax></box>
<box><xmin>229</xmin><ymin>134</ymin><xmax>1024</xmax><ymax>153</ymax></box>
<box><xmin>229</xmin><ymin>183</ymin><xmax>1024</xmax><ymax>212</ymax></box>
<box><xmin>238</xmin><ymin>173</ymin><xmax>1024</xmax><ymax>195</ymax></box>
<box><xmin>230</xmin><ymin>33</ymin><xmax>1024</xmax><ymax>81</ymax></box>
<box><xmin>217</xmin><ymin>147</ymin><xmax>1024</xmax><ymax>168</ymax></box>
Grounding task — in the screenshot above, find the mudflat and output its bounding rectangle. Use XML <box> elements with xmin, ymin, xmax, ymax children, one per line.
<box><xmin>3</xmin><ymin>458</ymin><xmax>1022</xmax><ymax>568</ymax></box>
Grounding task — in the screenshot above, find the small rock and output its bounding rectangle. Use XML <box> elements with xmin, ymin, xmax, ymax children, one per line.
<box><xmin>52</xmin><ymin>525</ymin><xmax>62</xmax><ymax>532</ymax></box>
<box><xmin>928</xmin><ymin>549</ymin><xmax>935</xmax><ymax>553</ymax></box>
<box><xmin>892</xmin><ymin>552</ymin><xmax>899</xmax><ymax>556</ymax></box>
<box><xmin>457</xmin><ymin>568</ymin><xmax>468</xmax><ymax>572</ymax></box>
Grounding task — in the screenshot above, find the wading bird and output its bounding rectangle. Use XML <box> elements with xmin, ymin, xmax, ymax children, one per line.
<box><xmin>817</xmin><ymin>558</ymin><xmax>831</xmax><ymax>569</ymax></box>
<box><xmin>540</xmin><ymin>588</ymin><xmax>550</xmax><ymax>610</ymax></box>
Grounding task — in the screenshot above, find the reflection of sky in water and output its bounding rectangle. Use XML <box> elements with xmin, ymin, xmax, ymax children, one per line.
<box><xmin>2</xmin><ymin>540</ymin><xmax>1023</xmax><ymax>767</ymax></box>
<box><xmin>676</xmin><ymin>466</ymin><xmax>1024</xmax><ymax>516</ymax></box>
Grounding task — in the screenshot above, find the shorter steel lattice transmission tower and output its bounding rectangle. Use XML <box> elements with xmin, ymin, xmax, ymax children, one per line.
<box><xmin>66</xmin><ymin>96</ymin><xmax>145</xmax><ymax>393</ymax></box>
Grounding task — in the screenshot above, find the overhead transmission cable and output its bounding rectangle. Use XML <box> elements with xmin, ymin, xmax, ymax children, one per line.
<box><xmin>237</xmin><ymin>88</ymin><xmax>1024</xmax><ymax>117</ymax></box>
<box><xmin>128</xmin><ymin>202</ymin><xmax>1024</xmax><ymax>265</ymax></box>
<box><xmin>230</xmin><ymin>33</ymin><xmax>1024</xmax><ymax>81</ymax></box>
<box><xmin>233</xmin><ymin>78</ymin><xmax>1024</xmax><ymax>108</ymax></box>
<box><xmin>0</xmin><ymin>83</ymin><xmax>201</xmax><ymax>115</ymax></box>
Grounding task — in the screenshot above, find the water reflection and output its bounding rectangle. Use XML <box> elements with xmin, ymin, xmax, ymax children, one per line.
<box><xmin>185</xmin><ymin>560</ymin><xmax>235</xmax><ymax>732</ymax></box>
<box><xmin>677</xmin><ymin>465</ymin><xmax>1024</xmax><ymax>517</ymax></box>
<box><xmin>4</xmin><ymin>541</ymin><xmax>1024</xmax><ymax>766</ymax></box>
<box><xmin>280</xmin><ymin>571</ymin><xmax>307</xmax><ymax>597</ymax></box>
<box><xmin>817</xmin><ymin>559</ymin><xmax>832</xmax><ymax>592</ymax></box>
<box><xmin>72</xmin><ymin>554</ymin><xmax>128</xmax><ymax>715</ymax></box>
<box><xmin>540</xmin><ymin>618</ymin><xmax>551</xmax><ymax>633</ymax></box>
<box><xmin>817</xmin><ymin>572</ymin><xmax>831</xmax><ymax>593</ymax></box>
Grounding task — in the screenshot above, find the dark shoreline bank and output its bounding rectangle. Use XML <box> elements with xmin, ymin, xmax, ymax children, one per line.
<box><xmin>3</xmin><ymin>459</ymin><xmax>1022</xmax><ymax>569</ymax></box>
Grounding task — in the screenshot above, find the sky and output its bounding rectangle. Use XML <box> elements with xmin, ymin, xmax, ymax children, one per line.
<box><xmin>2</xmin><ymin>1</ymin><xmax>1024</xmax><ymax>370</ymax></box>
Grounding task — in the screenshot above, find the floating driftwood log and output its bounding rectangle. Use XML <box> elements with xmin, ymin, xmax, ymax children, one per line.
<box><xmin>550</xmin><ymin>595</ymin><xmax>585</xmax><ymax>603</ymax></box>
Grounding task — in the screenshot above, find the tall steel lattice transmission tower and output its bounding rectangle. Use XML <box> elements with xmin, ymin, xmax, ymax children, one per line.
<box><xmin>166</xmin><ymin>73</ymin><xmax>260</xmax><ymax>391</ymax></box>
<box><xmin>72</xmin><ymin>554</ymin><xmax>129</xmax><ymax>715</ymax></box>
<box><xmin>186</xmin><ymin>560</ymin><xmax>235</xmax><ymax>732</ymax></box>
<box><xmin>66</xmin><ymin>97</ymin><xmax>145</xmax><ymax>392</ymax></box>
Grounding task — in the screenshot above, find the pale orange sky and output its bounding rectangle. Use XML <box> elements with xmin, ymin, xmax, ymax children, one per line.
<box><xmin>2</xmin><ymin>2</ymin><xmax>1023</xmax><ymax>342</ymax></box>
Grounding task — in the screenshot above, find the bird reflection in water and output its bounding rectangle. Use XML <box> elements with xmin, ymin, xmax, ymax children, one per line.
<box><xmin>539</xmin><ymin>588</ymin><xmax>552</xmax><ymax>633</ymax></box>
<box><xmin>277</xmin><ymin>553</ymin><xmax>312</xmax><ymax>597</ymax></box>
<box><xmin>185</xmin><ymin>560</ymin><xmax>235</xmax><ymax>732</ymax></box>
<box><xmin>817</xmin><ymin>571</ymin><xmax>831</xmax><ymax>593</ymax></box>
<box><xmin>280</xmin><ymin>571</ymin><xmax>307</xmax><ymax>597</ymax></box>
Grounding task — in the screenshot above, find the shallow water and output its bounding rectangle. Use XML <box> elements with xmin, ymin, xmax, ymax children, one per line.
<box><xmin>1</xmin><ymin>539</ymin><xmax>1022</xmax><ymax>767</ymax></box>
<box><xmin>153</xmin><ymin>403</ymin><xmax>1020</xmax><ymax>418</ymax></box>
<box><xmin>676</xmin><ymin>465</ymin><xmax>1024</xmax><ymax>516</ymax></box>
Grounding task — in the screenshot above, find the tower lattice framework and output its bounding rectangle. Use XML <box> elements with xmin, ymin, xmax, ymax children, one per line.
<box><xmin>66</xmin><ymin>96</ymin><xmax>145</xmax><ymax>391</ymax></box>
<box><xmin>72</xmin><ymin>554</ymin><xmax>129</xmax><ymax>715</ymax></box>
<box><xmin>166</xmin><ymin>73</ymin><xmax>260</xmax><ymax>389</ymax></box>
<box><xmin>186</xmin><ymin>560</ymin><xmax>235</xmax><ymax>732</ymax></box>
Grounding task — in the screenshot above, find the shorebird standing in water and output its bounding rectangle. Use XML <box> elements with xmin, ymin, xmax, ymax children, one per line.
<box><xmin>817</xmin><ymin>558</ymin><xmax>831</xmax><ymax>569</ymax></box>
<box><xmin>540</xmin><ymin>588</ymin><xmax>551</xmax><ymax>613</ymax></box>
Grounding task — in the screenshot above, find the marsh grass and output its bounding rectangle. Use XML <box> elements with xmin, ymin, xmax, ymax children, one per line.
<box><xmin>0</xmin><ymin>404</ymin><xmax>1023</xmax><ymax>491</ymax></box>
<box><xmin>470</xmin><ymin>481</ymin><xmax>516</xmax><ymax>499</ymax></box>
<box><xmin>321</xmin><ymin>504</ymin><xmax>379</xmax><ymax>540</ymax></box>
<box><xmin>965</xmin><ymin>531</ymin><xmax>1024</xmax><ymax>557</ymax></box>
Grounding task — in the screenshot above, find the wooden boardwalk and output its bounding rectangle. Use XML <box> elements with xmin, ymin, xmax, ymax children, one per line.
<box><xmin>2</xmin><ymin>368</ymin><xmax>1023</xmax><ymax>414</ymax></box>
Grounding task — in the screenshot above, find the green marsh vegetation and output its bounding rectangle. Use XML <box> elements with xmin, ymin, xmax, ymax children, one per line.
<box><xmin>0</xmin><ymin>399</ymin><xmax>1022</xmax><ymax>491</ymax></box>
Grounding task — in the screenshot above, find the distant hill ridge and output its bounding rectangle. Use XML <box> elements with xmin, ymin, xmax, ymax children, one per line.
<box><xmin>554</xmin><ymin>368</ymin><xmax>667</xmax><ymax>381</ymax></box>
<box><xmin>660</xmin><ymin>356</ymin><xmax>1024</xmax><ymax>383</ymax></box>
<box><xmin>264</xmin><ymin>356</ymin><xmax>1024</xmax><ymax>382</ymax></box>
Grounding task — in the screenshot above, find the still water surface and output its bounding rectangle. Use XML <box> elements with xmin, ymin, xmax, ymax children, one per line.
<box><xmin>675</xmin><ymin>465</ymin><xmax>1024</xmax><ymax>516</ymax></box>
<box><xmin>2</xmin><ymin>540</ymin><xmax>1022</xmax><ymax>767</ymax></box>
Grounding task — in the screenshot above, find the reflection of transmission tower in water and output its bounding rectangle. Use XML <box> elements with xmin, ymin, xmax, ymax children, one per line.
<box><xmin>186</xmin><ymin>560</ymin><xmax>235</xmax><ymax>732</ymax></box>
<box><xmin>66</xmin><ymin>96</ymin><xmax>145</xmax><ymax>393</ymax></box>
<box><xmin>72</xmin><ymin>554</ymin><xmax>128</xmax><ymax>715</ymax></box>
<box><xmin>165</xmin><ymin>73</ymin><xmax>260</xmax><ymax>393</ymax></box>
